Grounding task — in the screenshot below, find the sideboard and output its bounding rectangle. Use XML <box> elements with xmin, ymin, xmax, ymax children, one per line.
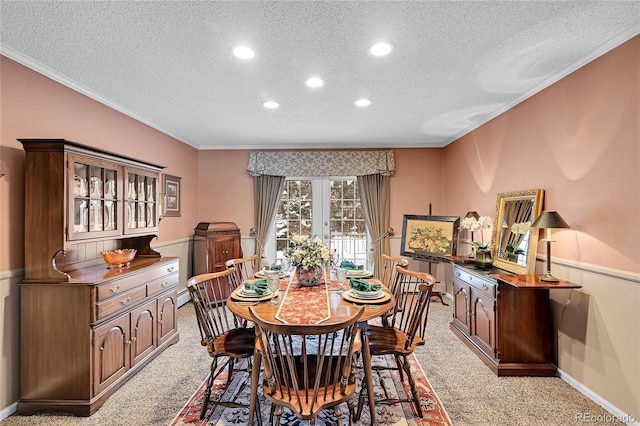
<box><xmin>450</xmin><ymin>262</ymin><xmax>581</xmax><ymax>376</ymax></box>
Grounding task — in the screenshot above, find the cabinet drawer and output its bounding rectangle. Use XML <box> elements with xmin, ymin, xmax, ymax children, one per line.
<box><xmin>96</xmin><ymin>286</ymin><xmax>147</xmax><ymax>320</ymax></box>
<box><xmin>454</xmin><ymin>268</ymin><xmax>496</xmax><ymax>298</ymax></box>
<box><xmin>97</xmin><ymin>261</ymin><xmax>178</xmax><ymax>301</ymax></box>
<box><xmin>147</xmin><ymin>273</ymin><xmax>178</xmax><ymax>296</ymax></box>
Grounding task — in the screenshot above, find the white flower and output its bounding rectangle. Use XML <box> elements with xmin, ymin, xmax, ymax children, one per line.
<box><xmin>478</xmin><ymin>216</ymin><xmax>493</xmax><ymax>230</ymax></box>
<box><xmin>286</xmin><ymin>235</ymin><xmax>336</xmax><ymax>270</ymax></box>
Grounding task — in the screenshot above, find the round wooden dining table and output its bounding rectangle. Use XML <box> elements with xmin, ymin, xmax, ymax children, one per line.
<box><xmin>228</xmin><ymin>279</ymin><xmax>394</xmax><ymax>425</ymax></box>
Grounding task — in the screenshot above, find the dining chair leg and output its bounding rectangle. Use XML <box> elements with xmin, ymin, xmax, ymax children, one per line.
<box><xmin>227</xmin><ymin>359</ymin><xmax>235</xmax><ymax>385</ymax></box>
<box><xmin>273</xmin><ymin>404</ymin><xmax>284</xmax><ymax>425</ymax></box>
<box><xmin>402</xmin><ymin>355</ymin><xmax>423</xmax><ymax>418</ymax></box>
<box><xmin>248</xmin><ymin>352</ymin><xmax>262</xmax><ymax>425</ymax></box>
<box><xmin>394</xmin><ymin>354</ymin><xmax>405</xmax><ymax>381</ymax></box>
<box><xmin>201</xmin><ymin>357</ymin><xmax>218</xmax><ymax>419</ymax></box>
<box><xmin>361</xmin><ymin>329</ymin><xmax>377</xmax><ymax>425</ymax></box>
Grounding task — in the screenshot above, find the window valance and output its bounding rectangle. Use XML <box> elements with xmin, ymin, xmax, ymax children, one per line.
<box><xmin>247</xmin><ymin>150</ymin><xmax>395</xmax><ymax>177</ymax></box>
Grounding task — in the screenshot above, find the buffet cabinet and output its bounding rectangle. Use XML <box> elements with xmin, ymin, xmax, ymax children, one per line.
<box><xmin>450</xmin><ymin>263</ymin><xmax>580</xmax><ymax>376</ymax></box>
<box><xmin>192</xmin><ymin>222</ymin><xmax>242</xmax><ymax>298</ymax></box>
<box><xmin>18</xmin><ymin>139</ymin><xmax>179</xmax><ymax>416</ymax></box>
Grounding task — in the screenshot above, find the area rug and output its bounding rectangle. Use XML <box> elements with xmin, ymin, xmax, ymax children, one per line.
<box><xmin>171</xmin><ymin>351</ymin><xmax>451</xmax><ymax>426</ymax></box>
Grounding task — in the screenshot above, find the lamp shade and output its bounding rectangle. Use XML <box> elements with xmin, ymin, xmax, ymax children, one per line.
<box><xmin>465</xmin><ymin>211</ymin><xmax>480</xmax><ymax>219</ymax></box>
<box><xmin>531</xmin><ymin>211</ymin><xmax>569</xmax><ymax>229</ymax></box>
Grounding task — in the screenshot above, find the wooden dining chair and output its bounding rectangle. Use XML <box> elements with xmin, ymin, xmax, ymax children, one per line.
<box><xmin>380</xmin><ymin>253</ymin><xmax>409</xmax><ymax>291</ymax></box>
<box><xmin>226</xmin><ymin>254</ymin><xmax>258</xmax><ymax>290</ymax></box>
<box><xmin>379</xmin><ymin>254</ymin><xmax>410</xmax><ymax>326</ymax></box>
<box><xmin>247</xmin><ymin>307</ymin><xmax>365</xmax><ymax>425</ymax></box>
<box><xmin>357</xmin><ymin>266</ymin><xmax>435</xmax><ymax>418</ymax></box>
<box><xmin>187</xmin><ymin>268</ymin><xmax>261</xmax><ymax>423</ymax></box>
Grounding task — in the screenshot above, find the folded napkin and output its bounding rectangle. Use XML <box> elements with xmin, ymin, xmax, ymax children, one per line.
<box><xmin>340</xmin><ymin>260</ymin><xmax>364</xmax><ymax>270</ymax></box>
<box><xmin>349</xmin><ymin>278</ymin><xmax>381</xmax><ymax>292</ymax></box>
<box><xmin>244</xmin><ymin>279</ymin><xmax>269</xmax><ymax>295</ymax></box>
<box><xmin>264</xmin><ymin>264</ymin><xmax>282</xmax><ymax>271</ymax></box>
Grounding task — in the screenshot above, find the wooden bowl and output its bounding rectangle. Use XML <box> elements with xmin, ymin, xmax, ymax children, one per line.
<box><xmin>101</xmin><ymin>249</ymin><xmax>137</xmax><ymax>268</ymax></box>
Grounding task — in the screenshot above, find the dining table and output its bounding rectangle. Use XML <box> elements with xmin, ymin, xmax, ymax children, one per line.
<box><xmin>227</xmin><ymin>268</ymin><xmax>395</xmax><ymax>425</ymax></box>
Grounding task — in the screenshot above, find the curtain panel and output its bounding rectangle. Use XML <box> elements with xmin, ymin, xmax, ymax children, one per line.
<box><xmin>247</xmin><ymin>150</ymin><xmax>395</xmax><ymax>177</ymax></box>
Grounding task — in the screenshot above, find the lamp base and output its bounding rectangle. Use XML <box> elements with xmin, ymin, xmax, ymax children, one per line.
<box><xmin>538</xmin><ymin>272</ymin><xmax>560</xmax><ymax>282</ymax></box>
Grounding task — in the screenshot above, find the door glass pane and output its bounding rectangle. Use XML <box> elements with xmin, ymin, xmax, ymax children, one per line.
<box><xmin>275</xmin><ymin>180</ymin><xmax>313</xmax><ymax>262</ymax></box>
<box><xmin>329</xmin><ymin>179</ymin><xmax>367</xmax><ymax>267</ymax></box>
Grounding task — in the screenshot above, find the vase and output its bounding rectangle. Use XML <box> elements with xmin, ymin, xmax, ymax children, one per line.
<box><xmin>474</xmin><ymin>248</ymin><xmax>493</xmax><ymax>270</ymax></box>
<box><xmin>297</xmin><ymin>265</ymin><xmax>323</xmax><ymax>287</ymax></box>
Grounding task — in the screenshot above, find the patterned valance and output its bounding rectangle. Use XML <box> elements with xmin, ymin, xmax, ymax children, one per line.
<box><xmin>247</xmin><ymin>150</ymin><xmax>395</xmax><ymax>177</ymax></box>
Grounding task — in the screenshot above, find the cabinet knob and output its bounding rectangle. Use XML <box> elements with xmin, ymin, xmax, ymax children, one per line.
<box><xmin>161</xmin><ymin>281</ymin><xmax>168</xmax><ymax>288</ymax></box>
<box><xmin>120</xmin><ymin>297</ymin><xmax>131</xmax><ymax>306</ymax></box>
<box><xmin>109</xmin><ymin>286</ymin><xmax>121</xmax><ymax>294</ymax></box>
<box><xmin>482</xmin><ymin>283</ymin><xmax>489</xmax><ymax>291</ymax></box>
<box><xmin>455</xmin><ymin>272</ymin><xmax>461</xmax><ymax>277</ymax></box>
<box><xmin>167</xmin><ymin>266</ymin><xmax>175</xmax><ymax>273</ymax></box>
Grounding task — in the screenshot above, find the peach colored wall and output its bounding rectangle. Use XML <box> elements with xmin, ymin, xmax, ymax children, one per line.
<box><xmin>197</xmin><ymin>150</ymin><xmax>254</xmax><ymax>234</ymax></box>
<box><xmin>195</xmin><ymin>148</ymin><xmax>444</xmax><ymax>238</ymax></box>
<box><xmin>443</xmin><ymin>36</ymin><xmax>640</xmax><ymax>273</ymax></box>
<box><xmin>443</xmin><ymin>36</ymin><xmax>640</xmax><ymax>418</ymax></box>
<box><xmin>0</xmin><ymin>56</ymin><xmax>199</xmax><ymax>270</ymax></box>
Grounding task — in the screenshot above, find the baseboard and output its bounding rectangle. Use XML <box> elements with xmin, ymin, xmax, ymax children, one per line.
<box><xmin>558</xmin><ymin>369</ymin><xmax>639</xmax><ymax>425</ymax></box>
<box><xmin>0</xmin><ymin>401</ymin><xmax>18</xmax><ymax>422</ymax></box>
<box><xmin>177</xmin><ymin>289</ymin><xmax>190</xmax><ymax>308</ymax></box>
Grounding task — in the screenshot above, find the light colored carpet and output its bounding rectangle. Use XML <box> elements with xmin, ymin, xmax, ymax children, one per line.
<box><xmin>1</xmin><ymin>298</ymin><xmax>622</xmax><ymax>425</ymax></box>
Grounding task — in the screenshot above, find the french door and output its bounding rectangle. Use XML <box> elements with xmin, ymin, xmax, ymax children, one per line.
<box><xmin>266</xmin><ymin>177</ymin><xmax>370</xmax><ymax>267</ymax></box>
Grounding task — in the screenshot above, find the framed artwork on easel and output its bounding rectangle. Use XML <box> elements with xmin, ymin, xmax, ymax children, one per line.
<box><xmin>400</xmin><ymin>215</ymin><xmax>460</xmax><ymax>260</ymax></box>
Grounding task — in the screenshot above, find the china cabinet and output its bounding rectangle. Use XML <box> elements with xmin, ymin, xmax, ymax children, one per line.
<box><xmin>450</xmin><ymin>263</ymin><xmax>581</xmax><ymax>376</ymax></box>
<box><xmin>18</xmin><ymin>139</ymin><xmax>179</xmax><ymax>416</ymax></box>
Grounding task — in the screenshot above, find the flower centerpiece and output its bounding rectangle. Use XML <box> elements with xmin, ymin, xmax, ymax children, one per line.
<box><xmin>460</xmin><ymin>215</ymin><xmax>493</xmax><ymax>268</ymax></box>
<box><xmin>286</xmin><ymin>235</ymin><xmax>336</xmax><ymax>286</ymax></box>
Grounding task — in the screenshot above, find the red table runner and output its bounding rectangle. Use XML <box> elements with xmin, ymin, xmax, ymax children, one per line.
<box><xmin>274</xmin><ymin>274</ymin><xmax>384</xmax><ymax>325</ymax></box>
<box><xmin>275</xmin><ymin>273</ymin><xmax>331</xmax><ymax>324</ymax></box>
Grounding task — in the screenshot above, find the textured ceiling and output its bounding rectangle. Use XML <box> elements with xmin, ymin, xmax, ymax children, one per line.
<box><xmin>1</xmin><ymin>1</ymin><xmax>638</xmax><ymax>150</ymax></box>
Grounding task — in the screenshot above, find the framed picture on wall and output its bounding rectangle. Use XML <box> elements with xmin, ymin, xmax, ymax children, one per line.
<box><xmin>163</xmin><ymin>174</ymin><xmax>181</xmax><ymax>217</ymax></box>
<box><xmin>400</xmin><ymin>215</ymin><xmax>460</xmax><ymax>260</ymax></box>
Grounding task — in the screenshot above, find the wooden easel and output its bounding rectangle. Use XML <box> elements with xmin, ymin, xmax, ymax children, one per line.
<box><xmin>418</xmin><ymin>203</ymin><xmax>449</xmax><ymax>305</ymax></box>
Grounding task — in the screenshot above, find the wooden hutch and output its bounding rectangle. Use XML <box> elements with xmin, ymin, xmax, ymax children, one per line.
<box><xmin>18</xmin><ymin>139</ymin><xmax>180</xmax><ymax>416</ymax></box>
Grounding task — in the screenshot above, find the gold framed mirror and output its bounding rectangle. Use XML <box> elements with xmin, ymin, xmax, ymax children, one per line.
<box><xmin>491</xmin><ymin>189</ymin><xmax>544</xmax><ymax>274</ymax></box>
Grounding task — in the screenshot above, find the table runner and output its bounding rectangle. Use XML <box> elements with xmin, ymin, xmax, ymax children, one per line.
<box><xmin>275</xmin><ymin>273</ymin><xmax>332</xmax><ymax>324</ymax></box>
<box><xmin>274</xmin><ymin>275</ymin><xmax>385</xmax><ymax>325</ymax></box>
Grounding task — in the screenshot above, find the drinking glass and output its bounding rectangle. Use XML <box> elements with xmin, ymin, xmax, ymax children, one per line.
<box><xmin>336</xmin><ymin>267</ymin><xmax>348</xmax><ymax>294</ymax></box>
<box><xmin>266</xmin><ymin>271</ymin><xmax>280</xmax><ymax>305</ymax></box>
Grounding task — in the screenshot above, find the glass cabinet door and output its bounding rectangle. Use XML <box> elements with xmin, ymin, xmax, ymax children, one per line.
<box><xmin>68</xmin><ymin>155</ymin><xmax>122</xmax><ymax>240</ymax></box>
<box><xmin>124</xmin><ymin>167</ymin><xmax>159</xmax><ymax>235</ymax></box>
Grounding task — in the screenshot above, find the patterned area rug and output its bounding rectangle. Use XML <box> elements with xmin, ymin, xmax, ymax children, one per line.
<box><xmin>171</xmin><ymin>351</ymin><xmax>451</xmax><ymax>426</ymax></box>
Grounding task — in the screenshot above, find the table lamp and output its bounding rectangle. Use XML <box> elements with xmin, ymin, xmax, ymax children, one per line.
<box><xmin>531</xmin><ymin>211</ymin><xmax>569</xmax><ymax>282</ymax></box>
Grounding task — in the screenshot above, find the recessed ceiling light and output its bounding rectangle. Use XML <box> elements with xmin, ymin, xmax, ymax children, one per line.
<box><xmin>305</xmin><ymin>77</ymin><xmax>324</xmax><ymax>88</ymax></box>
<box><xmin>232</xmin><ymin>45</ymin><xmax>255</xmax><ymax>59</ymax></box>
<box><xmin>355</xmin><ymin>98</ymin><xmax>371</xmax><ymax>107</ymax></box>
<box><xmin>369</xmin><ymin>41</ymin><xmax>393</xmax><ymax>56</ymax></box>
<box><xmin>262</xmin><ymin>101</ymin><xmax>280</xmax><ymax>109</ymax></box>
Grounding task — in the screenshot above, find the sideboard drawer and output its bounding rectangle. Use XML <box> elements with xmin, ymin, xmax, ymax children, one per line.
<box><xmin>147</xmin><ymin>272</ymin><xmax>179</xmax><ymax>296</ymax></box>
<box><xmin>97</xmin><ymin>260</ymin><xmax>178</xmax><ymax>302</ymax></box>
<box><xmin>454</xmin><ymin>268</ymin><xmax>496</xmax><ymax>298</ymax></box>
<box><xmin>96</xmin><ymin>286</ymin><xmax>147</xmax><ymax>320</ymax></box>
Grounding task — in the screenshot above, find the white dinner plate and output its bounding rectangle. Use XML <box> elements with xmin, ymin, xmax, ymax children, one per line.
<box><xmin>350</xmin><ymin>289</ymin><xmax>384</xmax><ymax>300</ymax></box>
<box><xmin>347</xmin><ymin>269</ymin><xmax>372</xmax><ymax>278</ymax></box>
<box><xmin>238</xmin><ymin>288</ymin><xmax>265</xmax><ymax>298</ymax></box>
<box><xmin>255</xmin><ymin>270</ymin><xmax>287</xmax><ymax>279</ymax></box>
